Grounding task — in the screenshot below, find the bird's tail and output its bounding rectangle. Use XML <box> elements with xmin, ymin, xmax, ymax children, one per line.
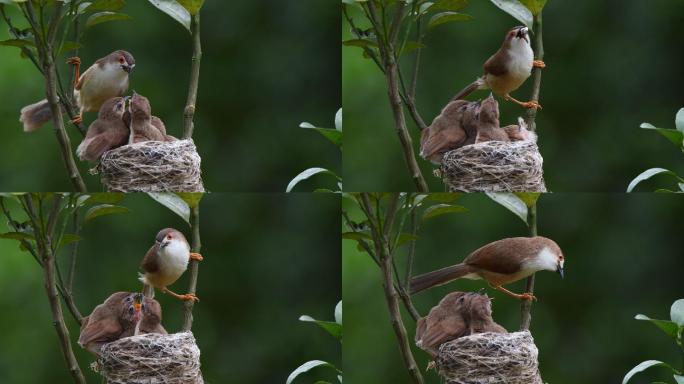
<box><xmin>450</xmin><ymin>78</ymin><xmax>487</xmax><ymax>102</ymax></box>
<box><xmin>19</xmin><ymin>99</ymin><xmax>54</xmax><ymax>132</ymax></box>
<box><xmin>138</xmin><ymin>273</ymin><xmax>155</xmax><ymax>298</ymax></box>
<box><xmin>410</xmin><ymin>263</ymin><xmax>472</xmax><ymax>294</ymax></box>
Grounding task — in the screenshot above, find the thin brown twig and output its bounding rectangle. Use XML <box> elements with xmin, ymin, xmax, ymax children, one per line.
<box><xmin>520</xmin><ymin>203</ymin><xmax>537</xmax><ymax>331</ymax></box>
<box><xmin>183</xmin><ymin>13</ymin><xmax>202</xmax><ymax>139</ymax></box>
<box><xmin>524</xmin><ymin>14</ymin><xmax>544</xmax><ymax>132</ymax></box>
<box><xmin>182</xmin><ymin>204</ymin><xmax>202</xmax><ymax>331</ymax></box>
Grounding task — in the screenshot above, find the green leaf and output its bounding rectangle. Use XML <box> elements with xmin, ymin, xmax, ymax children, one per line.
<box><xmin>0</xmin><ymin>39</ymin><xmax>35</xmax><ymax>48</ymax></box>
<box><xmin>627</xmin><ymin>168</ymin><xmax>683</xmax><ymax>192</ymax></box>
<box><xmin>675</xmin><ymin>108</ymin><xmax>684</xmax><ymax>133</ymax></box>
<box><xmin>623</xmin><ymin>360</ymin><xmax>673</xmax><ymax>384</ymax></box>
<box><xmin>489</xmin><ymin>0</ymin><xmax>533</xmax><ymax>29</ymax></box>
<box><xmin>335</xmin><ymin>108</ymin><xmax>342</xmax><ymax>131</ymax></box>
<box><xmin>84</xmin><ymin>204</ymin><xmax>130</xmax><ymax>222</ymax></box>
<box><xmin>85</xmin><ymin>11</ymin><xmax>131</xmax><ymax>28</ymax></box>
<box><xmin>85</xmin><ymin>0</ymin><xmax>125</xmax><ymax>12</ymax></box>
<box><xmin>342</xmin><ymin>39</ymin><xmax>378</xmax><ymax>49</ymax></box>
<box><xmin>486</xmin><ymin>192</ymin><xmax>528</xmax><ymax>224</ymax></box>
<box><xmin>341</xmin><ymin>232</ymin><xmax>372</xmax><ymax>241</ymax></box>
<box><xmin>422</xmin><ymin>204</ymin><xmax>467</xmax><ymax>220</ymax></box>
<box><xmin>518</xmin><ymin>0</ymin><xmax>547</xmax><ymax>16</ymax></box>
<box><xmin>59</xmin><ymin>234</ymin><xmax>82</xmax><ymax>247</ymax></box>
<box><xmin>396</xmin><ymin>232</ymin><xmax>419</xmax><ymax>247</ymax></box>
<box><xmin>399</xmin><ymin>41</ymin><xmax>426</xmax><ymax>56</ymax></box>
<box><xmin>177</xmin><ymin>0</ymin><xmax>203</xmax><ymax>15</ymax></box>
<box><xmin>0</xmin><ymin>232</ymin><xmax>34</xmax><ymax>241</ymax></box>
<box><xmin>300</xmin><ymin>123</ymin><xmax>342</xmax><ymax>147</ymax></box>
<box><xmin>177</xmin><ymin>193</ymin><xmax>203</xmax><ymax>209</ymax></box>
<box><xmin>81</xmin><ymin>193</ymin><xmax>124</xmax><ymax>205</ymax></box>
<box><xmin>640</xmin><ymin>123</ymin><xmax>684</xmax><ymax>147</ymax></box>
<box><xmin>429</xmin><ymin>0</ymin><xmax>467</xmax><ymax>11</ymax></box>
<box><xmin>59</xmin><ymin>41</ymin><xmax>82</xmax><ymax>55</ymax></box>
<box><xmin>299</xmin><ymin>316</ymin><xmax>342</xmax><ymax>340</ymax></box>
<box><xmin>428</xmin><ymin>11</ymin><xmax>473</xmax><ymax>28</ymax></box>
<box><xmin>147</xmin><ymin>193</ymin><xmax>190</xmax><ymax>225</ymax></box>
<box><xmin>674</xmin><ymin>374</ymin><xmax>684</xmax><ymax>384</ymax></box>
<box><xmin>334</xmin><ymin>301</ymin><xmax>342</xmax><ymax>325</ymax></box>
<box><xmin>286</xmin><ymin>168</ymin><xmax>340</xmax><ymax>193</ymax></box>
<box><xmin>670</xmin><ymin>299</ymin><xmax>684</xmax><ymax>326</ymax></box>
<box><xmin>422</xmin><ymin>193</ymin><xmax>460</xmax><ymax>203</ymax></box>
<box><xmin>287</xmin><ymin>360</ymin><xmax>340</xmax><ymax>384</ymax></box>
<box><xmin>146</xmin><ymin>0</ymin><xmax>190</xmax><ymax>31</ymax></box>
<box><xmin>635</xmin><ymin>314</ymin><xmax>679</xmax><ymax>339</ymax></box>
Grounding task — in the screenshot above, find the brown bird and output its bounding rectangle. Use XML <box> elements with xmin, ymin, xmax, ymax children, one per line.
<box><xmin>79</xmin><ymin>292</ymin><xmax>166</xmax><ymax>356</ymax></box>
<box><xmin>20</xmin><ymin>50</ymin><xmax>134</xmax><ymax>131</ymax></box>
<box><xmin>451</xmin><ymin>26</ymin><xmax>545</xmax><ymax>109</ymax></box>
<box><xmin>123</xmin><ymin>109</ymin><xmax>177</xmax><ymax>142</ymax></box>
<box><xmin>75</xmin><ymin>96</ymin><xmax>129</xmax><ymax>162</ymax></box>
<box><xmin>474</xmin><ymin>94</ymin><xmax>510</xmax><ymax>143</ymax></box>
<box><xmin>128</xmin><ymin>93</ymin><xmax>167</xmax><ymax>143</ymax></box>
<box><xmin>416</xmin><ymin>292</ymin><xmax>506</xmax><ymax>357</ymax></box>
<box><xmin>420</xmin><ymin>100</ymin><xmax>477</xmax><ymax>164</ymax></box>
<box><xmin>410</xmin><ymin>237</ymin><xmax>565</xmax><ymax>301</ymax></box>
<box><xmin>502</xmin><ymin>118</ymin><xmax>535</xmax><ymax>142</ymax></box>
<box><xmin>139</xmin><ymin>228</ymin><xmax>203</xmax><ymax>302</ymax></box>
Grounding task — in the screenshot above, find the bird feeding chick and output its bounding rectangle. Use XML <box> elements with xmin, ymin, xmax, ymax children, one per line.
<box><xmin>79</xmin><ymin>292</ymin><xmax>166</xmax><ymax>356</ymax></box>
<box><xmin>139</xmin><ymin>228</ymin><xmax>203</xmax><ymax>302</ymax></box>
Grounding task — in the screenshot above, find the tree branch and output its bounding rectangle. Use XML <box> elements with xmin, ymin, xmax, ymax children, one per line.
<box><xmin>524</xmin><ymin>13</ymin><xmax>544</xmax><ymax>132</ymax></box>
<box><xmin>183</xmin><ymin>13</ymin><xmax>202</xmax><ymax>139</ymax></box>
<box><xmin>182</xmin><ymin>204</ymin><xmax>201</xmax><ymax>331</ymax></box>
<box><xmin>520</xmin><ymin>203</ymin><xmax>537</xmax><ymax>331</ymax></box>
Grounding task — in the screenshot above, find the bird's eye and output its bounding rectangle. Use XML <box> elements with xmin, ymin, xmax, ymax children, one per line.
<box><xmin>510</xmin><ymin>31</ymin><xmax>516</xmax><ymax>37</ymax></box>
<box><xmin>119</xmin><ymin>57</ymin><xmax>125</xmax><ymax>64</ymax></box>
<box><xmin>167</xmin><ymin>234</ymin><xmax>173</xmax><ymax>240</ymax></box>
<box><xmin>128</xmin><ymin>307</ymin><xmax>134</xmax><ymax>314</ymax></box>
<box><xmin>559</xmin><ymin>255</ymin><xmax>564</xmax><ymax>260</ymax></box>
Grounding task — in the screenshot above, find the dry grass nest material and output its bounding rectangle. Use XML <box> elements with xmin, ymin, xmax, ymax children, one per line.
<box><xmin>97</xmin><ymin>139</ymin><xmax>204</xmax><ymax>192</ymax></box>
<box><xmin>94</xmin><ymin>331</ymin><xmax>203</xmax><ymax>384</ymax></box>
<box><xmin>440</xmin><ymin>140</ymin><xmax>546</xmax><ymax>192</ymax></box>
<box><xmin>436</xmin><ymin>331</ymin><xmax>542</xmax><ymax>384</ymax></box>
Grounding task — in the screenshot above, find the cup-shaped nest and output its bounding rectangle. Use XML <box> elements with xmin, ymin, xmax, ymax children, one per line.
<box><xmin>98</xmin><ymin>139</ymin><xmax>204</xmax><ymax>192</ymax></box>
<box><xmin>435</xmin><ymin>331</ymin><xmax>543</xmax><ymax>384</ymax></box>
<box><xmin>94</xmin><ymin>332</ymin><xmax>202</xmax><ymax>384</ymax></box>
<box><xmin>440</xmin><ymin>140</ymin><xmax>546</xmax><ymax>192</ymax></box>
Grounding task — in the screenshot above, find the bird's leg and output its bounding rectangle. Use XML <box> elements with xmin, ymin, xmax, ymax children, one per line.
<box><xmin>504</xmin><ymin>94</ymin><xmax>542</xmax><ymax>110</ymax></box>
<box><xmin>189</xmin><ymin>252</ymin><xmax>203</xmax><ymax>262</ymax></box>
<box><xmin>66</xmin><ymin>56</ymin><xmax>81</xmax><ymax>90</ymax></box>
<box><xmin>532</xmin><ymin>60</ymin><xmax>546</xmax><ymax>69</ymax></box>
<box><xmin>162</xmin><ymin>287</ymin><xmax>200</xmax><ymax>302</ymax></box>
<box><xmin>491</xmin><ymin>284</ymin><xmax>537</xmax><ymax>301</ymax></box>
<box><xmin>70</xmin><ymin>109</ymin><xmax>83</xmax><ymax>125</ymax></box>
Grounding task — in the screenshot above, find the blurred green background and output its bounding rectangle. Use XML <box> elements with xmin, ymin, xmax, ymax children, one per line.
<box><xmin>0</xmin><ymin>0</ymin><xmax>340</xmax><ymax>191</ymax></box>
<box><xmin>0</xmin><ymin>193</ymin><xmax>340</xmax><ymax>383</ymax></box>
<box><xmin>343</xmin><ymin>193</ymin><xmax>684</xmax><ymax>383</ymax></box>
<box><xmin>342</xmin><ymin>0</ymin><xmax>684</xmax><ymax>192</ymax></box>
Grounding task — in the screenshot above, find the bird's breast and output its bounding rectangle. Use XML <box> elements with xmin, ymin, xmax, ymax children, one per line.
<box><xmin>77</xmin><ymin>67</ymin><xmax>128</xmax><ymax>112</ymax></box>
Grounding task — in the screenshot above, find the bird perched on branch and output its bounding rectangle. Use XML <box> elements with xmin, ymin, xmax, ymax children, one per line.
<box><xmin>76</xmin><ymin>96</ymin><xmax>130</xmax><ymax>162</ymax></box>
<box><xmin>139</xmin><ymin>228</ymin><xmax>203</xmax><ymax>302</ymax></box>
<box><xmin>79</xmin><ymin>292</ymin><xmax>166</xmax><ymax>356</ymax></box>
<box><xmin>410</xmin><ymin>237</ymin><xmax>565</xmax><ymax>301</ymax></box>
<box><xmin>451</xmin><ymin>26</ymin><xmax>544</xmax><ymax>109</ymax></box>
<box><xmin>127</xmin><ymin>93</ymin><xmax>174</xmax><ymax>143</ymax></box>
<box><xmin>416</xmin><ymin>292</ymin><xmax>506</xmax><ymax>357</ymax></box>
<box><xmin>20</xmin><ymin>50</ymin><xmax>135</xmax><ymax>132</ymax></box>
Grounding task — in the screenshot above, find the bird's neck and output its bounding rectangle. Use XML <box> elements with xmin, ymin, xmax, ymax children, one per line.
<box><xmin>133</xmin><ymin>317</ymin><xmax>142</xmax><ymax>336</ymax></box>
<box><xmin>522</xmin><ymin>247</ymin><xmax>557</xmax><ymax>272</ymax></box>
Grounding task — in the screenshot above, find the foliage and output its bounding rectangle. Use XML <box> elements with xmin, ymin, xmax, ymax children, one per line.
<box><xmin>287</xmin><ymin>301</ymin><xmax>343</xmax><ymax>384</ymax></box>
<box><xmin>623</xmin><ymin>299</ymin><xmax>684</xmax><ymax>384</ymax></box>
<box><xmin>628</xmin><ymin>108</ymin><xmax>684</xmax><ymax>192</ymax></box>
<box><xmin>287</xmin><ymin>109</ymin><xmax>342</xmax><ymax>193</ymax></box>
<box><xmin>485</xmin><ymin>192</ymin><xmax>539</xmax><ymax>226</ymax></box>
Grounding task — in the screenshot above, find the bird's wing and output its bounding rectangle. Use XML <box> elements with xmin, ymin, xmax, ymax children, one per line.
<box><xmin>75</xmin><ymin>65</ymin><xmax>95</xmax><ymax>91</ymax></box>
<box><xmin>141</xmin><ymin>243</ymin><xmax>160</xmax><ymax>273</ymax></box>
<box><xmin>465</xmin><ymin>239</ymin><xmax>525</xmax><ymax>275</ymax></box>
<box><xmin>151</xmin><ymin>116</ymin><xmax>167</xmax><ymax>136</ymax></box>
<box><xmin>78</xmin><ymin>304</ymin><xmax>122</xmax><ymax>346</ymax></box>
<box><xmin>415</xmin><ymin>317</ymin><xmax>427</xmax><ymax>343</ymax></box>
<box><xmin>420</xmin><ymin>316</ymin><xmax>465</xmax><ymax>349</ymax></box>
<box><xmin>484</xmin><ymin>49</ymin><xmax>509</xmax><ymax>76</ymax></box>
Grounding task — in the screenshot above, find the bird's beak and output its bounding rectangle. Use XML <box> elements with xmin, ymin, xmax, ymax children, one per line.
<box><xmin>557</xmin><ymin>265</ymin><xmax>564</xmax><ymax>279</ymax></box>
<box><xmin>121</xmin><ymin>63</ymin><xmax>135</xmax><ymax>73</ymax></box>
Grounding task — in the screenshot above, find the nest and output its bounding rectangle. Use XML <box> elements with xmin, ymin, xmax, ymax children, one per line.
<box><xmin>440</xmin><ymin>140</ymin><xmax>546</xmax><ymax>192</ymax></box>
<box><xmin>94</xmin><ymin>332</ymin><xmax>203</xmax><ymax>384</ymax></box>
<box><xmin>435</xmin><ymin>331</ymin><xmax>542</xmax><ymax>384</ymax></box>
<box><xmin>97</xmin><ymin>140</ymin><xmax>204</xmax><ymax>192</ymax></box>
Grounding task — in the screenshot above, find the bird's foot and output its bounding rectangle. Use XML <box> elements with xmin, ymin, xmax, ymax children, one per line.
<box><xmin>66</xmin><ymin>56</ymin><xmax>81</xmax><ymax>66</ymax></box>
<box><xmin>521</xmin><ymin>100</ymin><xmax>542</xmax><ymax>110</ymax></box>
<box><xmin>179</xmin><ymin>293</ymin><xmax>200</xmax><ymax>302</ymax></box>
<box><xmin>532</xmin><ymin>60</ymin><xmax>546</xmax><ymax>69</ymax></box>
<box><xmin>518</xmin><ymin>292</ymin><xmax>537</xmax><ymax>301</ymax></box>
<box><xmin>70</xmin><ymin>115</ymin><xmax>82</xmax><ymax>125</ymax></box>
<box><xmin>190</xmin><ymin>252</ymin><xmax>203</xmax><ymax>262</ymax></box>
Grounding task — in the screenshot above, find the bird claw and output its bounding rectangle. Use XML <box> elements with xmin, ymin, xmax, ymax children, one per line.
<box><xmin>70</xmin><ymin>115</ymin><xmax>82</xmax><ymax>125</ymax></box>
<box><xmin>520</xmin><ymin>292</ymin><xmax>537</xmax><ymax>302</ymax></box>
<box><xmin>532</xmin><ymin>60</ymin><xmax>546</xmax><ymax>69</ymax></box>
<box><xmin>180</xmin><ymin>293</ymin><xmax>200</xmax><ymax>302</ymax></box>
<box><xmin>522</xmin><ymin>101</ymin><xmax>542</xmax><ymax>110</ymax></box>
<box><xmin>190</xmin><ymin>252</ymin><xmax>203</xmax><ymax>261</ymax></box>
<box><xmin>66</xmin><ymin>56</ymin><xmax>81</xmax><ymax>66</ymax></box>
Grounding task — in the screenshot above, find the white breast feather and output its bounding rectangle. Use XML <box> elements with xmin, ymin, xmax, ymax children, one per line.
<box><xmin>159</xmin><ymin>240</ymin><xmax>190</xmax><ymax>283</ymax></box>
<box><xmin>523</xmin><ymin>247</ymin><xmax>557</xmax><ymax>273</ymax></box>
<box><xmin>507</xmin><ymin>39</ymin><xmax>534</xmax><ymax>80</ymax></box>
<box><xmin>76</xmin><ymin>62</ymin><xmax>128</xmax><ymax>112</ymax></box>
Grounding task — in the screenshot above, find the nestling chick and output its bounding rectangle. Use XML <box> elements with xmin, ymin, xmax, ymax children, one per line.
<box><xmin>20</xmin><ymin>50</ymin><xmax>134</xmax><ymax>131</ymax></box>
<box><xmin>128</xmin><ymin>93</ymin><xmax>167</xmax><ymax>143</ymax></box>
<box><xmin>79</xmin><ymin>292</ymin><xmax>166</xmax><ymax>356</ymax></box>
<box><xmin>76</xmin><ymin>96</ymin><xmax>129</xmax><ymax>162</ymax></box>
<box><xmin>139</xmin><ymin>228</ymin><xmax>203</xmax><ymax>302</ymax></box>
<box><xmin>420</xmin><ymin>100</ymin><xmax>476</xmax><ymax>164</ymax></box>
